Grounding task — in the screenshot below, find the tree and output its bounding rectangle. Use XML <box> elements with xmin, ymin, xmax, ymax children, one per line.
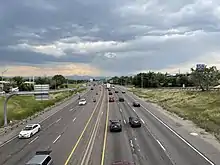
<box><xmin>191</xmin><ymin>66</ymin><xmax>220</xmax><ymax>91</ymax></box>
<box><xmin>52</xmin><ymin>75</ymin><xmax>66</xmax><ymax>89</ymax></box>
<box><xmin>12</xmin><ymin>76</ymin><xmax>23</xmax><ymax>89</ymax></box>
<box><xmin>35</xmin><ymin>77</ymin><xmax>50</xmax><ymax>84</ymax></box>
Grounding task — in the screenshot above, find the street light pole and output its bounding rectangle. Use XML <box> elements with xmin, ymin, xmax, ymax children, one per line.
<box><xmin>1</xmin><ymin>69</ymin><xmax>8</xmax><ymax>91</ymax></box>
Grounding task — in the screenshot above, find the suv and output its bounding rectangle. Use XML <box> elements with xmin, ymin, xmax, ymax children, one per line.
<box><xmin>129</xmin><ymin>117</ymin><xmax>141</xmax><ymax>127</ymax></box>
<box><xmin>133</xmin><ymin>101</ymin><xmax>140</xmax><ymax>107</ymax></box>
<box><xmin>26</xmin><ymin>151</ymin><xmax>53</xmax><ymax>165</ymax></box>
<box><xmin>115</xmin><ymin>90</ymin><xmax>119</xmax><ymax>93</ymax></box>
<box><xmin>109</xmin><ymin>120</ymin><xmax>122</xmax><ymax>132</ymax></box>
<box><xmin>118</xmin><ymin>97</ymin><xmax>124</xmax><ymax>102</ymax></box>
<box><xmin>109</xmin><ymin>97</ymin><xmax>115</xmax><ymax>102</ymax></box>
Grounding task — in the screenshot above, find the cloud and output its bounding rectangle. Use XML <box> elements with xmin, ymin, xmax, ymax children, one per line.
<box><xmin>2</xmin><ymin>0</ymin><xmax>220</xmax><ymax>76</ymax></box>
<box><xmin>2</xmin><ymin>63</ymin><xmax>101</xmax><ymax>77</ymax></box>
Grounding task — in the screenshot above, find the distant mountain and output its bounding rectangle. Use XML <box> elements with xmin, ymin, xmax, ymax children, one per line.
<box><xmin>66</xmin><ymin>75</ymin><xmax>107</xmax><ymax>80</ymax></box>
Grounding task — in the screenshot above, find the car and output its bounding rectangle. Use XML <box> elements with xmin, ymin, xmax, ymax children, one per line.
<box><xmin>26</xmin><ymin>150</ymin><xmax>53</xmax><ymax>165</ymax></box>
<box><xmin>96</xmin><ymin>92</ymin><xmax>98</xmax><ymax>95</ymax></box>
<box><xmin>118</xmin><ymin>97</ymin><xmax>124</xmax><ymax>102</ymax></box>
<box><xmin>122</xmin><ymin>91</ymin><xmax>126</xmax><ymax>94</ymax></box>
<box><xmin>93</xmin><ymin>98</ymin><xmax>96</xmax><ymax>102</ymax></box>
<box><xmin>129</xmin><ymin>117</ymin><xmax>141</xmax><ymax>127</ymax></box>
<box><xmin>109</xmin><ymin>120</ymin><xmax>122</xmax><ymax>132</ymax></box>
<box><xmin>133</xmin><ymin>101</ymin><xmax>140</xmax><ymax>107</ymax></box>
<box><xmin>108</xmin><ymin>89</ymin><xmax>111</xmax><ymax>91</ymax></box>
<box><xmin>91</xmin><ymin>88</ymin><xmax>94</xmax><ymax>90</ymax></box>
<box><xmin>115</xmin><ymin>90</ymin><xmax>119</xmax><ymax>93</ymax></box>
<box><xmin>19</xmin><ymin>124</ymin><xmax>41</xmax><ymax>139</ymax></box>
<box><xmin>112</xmin><ymin>161</ymin><xmax>134</xmax><ymax>165</ymax></box>
<box><xmin>79</xmin><ymin>98</ymin><xmax>87</xmax><ymax>105</ymax></box>
<box><xmin>109</xmin><ymin>92</ymin><xmax>113</xmax><ymax>95</ymax></box>
<box><xmin>109</xmin><ymin>97</ymin><xmax>115</xmax><ymax>102</ymax></box>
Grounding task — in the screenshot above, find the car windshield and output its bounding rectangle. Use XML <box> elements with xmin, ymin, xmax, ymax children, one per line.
<box><xmin>24</xmin><ymin>126</ymin><xmax>33</xmax><ymax>130</ymax></box>
<box><xmin>80</xmin><ymin>99</ymin><xmax>85</xmax><ymax>101</ymax></box>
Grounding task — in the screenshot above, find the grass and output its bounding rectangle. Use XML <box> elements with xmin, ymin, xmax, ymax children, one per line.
<box><xmin>67</xmin><ymin>83</ymin><xmax>84</xmax><ymax>89</ymax></box>
<box><xmin>130</xmin><ymin>88</ymin><xmax>220</xmax><ymax>139</ymax></box>
<box><xmin>0</xmin><ymin>87</ymin><xmax>86</xmax><ymax>126</ymax></box>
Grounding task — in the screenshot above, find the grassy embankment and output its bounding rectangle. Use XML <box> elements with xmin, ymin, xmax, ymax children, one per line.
<box><xmin>130</xmin><ymin>88</ymin><xmax>220</xmax><ymax>139</ymax></box>
<box><xmin>0</xmin><ymin>87</ymin><xmax>86</xmax><ymax>126</ymax></box>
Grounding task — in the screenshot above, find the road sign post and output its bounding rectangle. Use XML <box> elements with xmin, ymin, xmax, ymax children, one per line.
<box><xmin>34</xmin><ymin>84</ymin><xmax>50</xmax><ymax>101</ymax></box>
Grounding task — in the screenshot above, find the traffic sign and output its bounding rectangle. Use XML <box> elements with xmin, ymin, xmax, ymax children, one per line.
<box><xmin>196</xmin><ymin>64</ymin><xmax>205</xmax><ymax>71</ymax></box>
<box><xmin>34</xmin><ymin>84</ymin><xmax>49</xmax><ymax>101</ymax></box>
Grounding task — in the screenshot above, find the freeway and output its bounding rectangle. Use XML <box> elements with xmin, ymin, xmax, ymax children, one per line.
<box><xmin>0</xmin><ymin>84</ymin><xmax>219</xmax><ymax>165</ymax></box>
<box><xmin>0</xmin><ymin>85</ymin><xmax>104</xmax><ymax>165</ymax></box>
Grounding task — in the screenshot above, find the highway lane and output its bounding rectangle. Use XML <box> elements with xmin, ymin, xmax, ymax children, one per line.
<box><xmin>59</xmin><ymin>85</ymin><xmax>106</xmax><ymax>165</ymax></box>
<box><xmin>103</xmin><ymin>92</ymin><xmax>134</xmax><ymax>165</ymax></box>
<box><xmin>115</xmin><ymin>92</ymin><xmax>174</xmax><ymax>165</ymax></box>
<box><xmin>0</xmin><ymin>86</ymin><xmax>100</xmax><ymax>165</ymax></box>
<box><xmin>118</xmin><ymin>87</ymin><xmax>217</xmax><ymax>165</ymax></box>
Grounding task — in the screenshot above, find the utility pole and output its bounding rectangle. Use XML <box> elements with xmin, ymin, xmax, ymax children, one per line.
<box><xmin>141</xmin><ymin>74</ymin><xmax>144</xmax><ymax>88</ymax></box>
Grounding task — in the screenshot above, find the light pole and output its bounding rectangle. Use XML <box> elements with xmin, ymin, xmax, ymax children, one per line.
<box><xmin>1</xmin><ymin>69</ymin><xmax>8</xmax><ymax>91</ymax></box>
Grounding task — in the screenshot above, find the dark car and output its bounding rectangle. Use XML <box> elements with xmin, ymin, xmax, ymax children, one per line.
<box><xmin>96</xmin><ymin>92</ymin><xmax>98</xmax><ymax>95</ymax></box>
<box><xmin>119</xmin><ymin>97</ymin><xmax>124</xmax><ymax>102</ymax></box>
<box><xmin>109</xmin><ymin>97</ymin><xmax>115</xmax><ymax>102</ymax></box>
<box><xmin>112</xmin><ymin>161</ymin><xmax>134</xmax><ymax>165</ymax></box>
<box><xmin>122</xmin><ymin>91</ymin><xmax>126</xmax><ymax>94</ymax></box>
<box><xmin>109</xmin><ymin>120</ymin><xmax>122</xmax><ymax>132</ymax></box>
<box><xmin>26</xmin><ymin>150</ymin><xmax>53</xmax><ymax>165</ymax></box>
<box><xmin>129</xmin><ymin>117</ymin><xmax>141</xmax><ymax>127</ymax></box>
<box><xmin>115</xmin><ymin>90</ymin><xmax>119</xmax><ymax>93</ymax></box>
<box><xmin>109</xmin><ymin>92</ymin><xmax>113</xmax><ymax>95</ymax></box>
<box><xmin>91</xmin><ymin>88</ymin><xmax>94</xmax><ymax>90</ymax></box>
<box><xmin>93</xmin><ymin>98</ymin><xmax>96</xmax><ymax>102</ymax></box>
<box><xmin>133</xmin><ymin>101</ymin><xmax>140</xmax><ymax>107</ymax></box>
<box><xmin>108</xmin><ymin>89</ymin><xmax>111</xmax><ymax>91</ymax></box>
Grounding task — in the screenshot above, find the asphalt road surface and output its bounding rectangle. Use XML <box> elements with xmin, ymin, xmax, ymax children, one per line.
<box><xmin>0</xmin><ymin>85</ymin><xmax>219</xmax><ymax>165</ymax></box>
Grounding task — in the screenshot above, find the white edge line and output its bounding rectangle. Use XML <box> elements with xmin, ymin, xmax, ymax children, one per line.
<box><xmin>139</xmin><ymin>104</ymin><xmax>215</xmax><ymax>165</ymax></box>
<box><xmin>73</xmin><ymin>117</ymin><xmax>76</xmax><ymax>122</ymax></box>
<box><xmin>29</xmin><ymin>136</ymin><xmax>39</xmax><ymax>144</ymax></box>
<box><xmin>0</xmin><ymin>136</ymin><xmax>17</xmax><ymax>148</ymax></box>
<box><xmin>53</xmin><ymin>135</ymin><xmax>61</xmax><ymax>144</ymax></box>
<box><xmin>156</xmin><ymin>139</ymin><xmax>166</xmax><ymax>151</ymax></box>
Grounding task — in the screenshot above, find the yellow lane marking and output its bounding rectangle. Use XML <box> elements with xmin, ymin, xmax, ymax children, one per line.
<box><xmin>100</xmin><ymin>95</ymin><xmax>109</xmax><ymax>165</ymax></box>
<box><xmin>64</xmin><ymin>87</ymin><xmax>104</xmax><ymax>165</ymax></box>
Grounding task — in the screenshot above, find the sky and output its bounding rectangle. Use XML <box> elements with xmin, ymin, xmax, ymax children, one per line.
<box><xmin>1</xmin><ymin>0</ymin><xmax>220</xmax><ymax>77</ymax></box>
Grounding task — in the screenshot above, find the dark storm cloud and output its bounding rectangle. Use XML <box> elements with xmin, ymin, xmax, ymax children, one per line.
<box><xmin>1</xmin><ymin>0</ymin><xmax>220</xmax><ymax>75</ymax></box>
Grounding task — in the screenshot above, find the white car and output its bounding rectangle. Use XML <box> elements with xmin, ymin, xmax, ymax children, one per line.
<box><xmin>79</xmin><ymin>98</ymin><xmax>87</xmax><ymax>105</ymax></box>
<box><xmin>18</xmin><ymin>124</ymin><xmax>41</xmax><ymax>139</ymax></box>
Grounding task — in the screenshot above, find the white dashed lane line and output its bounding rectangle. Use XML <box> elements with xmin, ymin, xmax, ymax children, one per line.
<box><xmin>156</xmin><ymin>139</ymin><xmax>166</xmax><ymax>151</ymax></box>
<box><xmin>55</xmin><ymin>118</ymin><xmax>61</xmax><ymax>123</ymax></box>
<box><xmin>29</xmin><ymin>136</ymin><xmax>39</xmax><ymax>144</ymax></box>
<box><xmin>140</xmin><ymin>118</ymin><xmax>145</xmax><ymax>124</ymax></box>
<box><xmin>53</xmin><ymin>135</ymin><xmax>61</xmax><ymax>144</ymax></box>
<box><xmin>72</xmin><ymin>117</ymin><xmax>76</xmax><ymax>122</ymax></box>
